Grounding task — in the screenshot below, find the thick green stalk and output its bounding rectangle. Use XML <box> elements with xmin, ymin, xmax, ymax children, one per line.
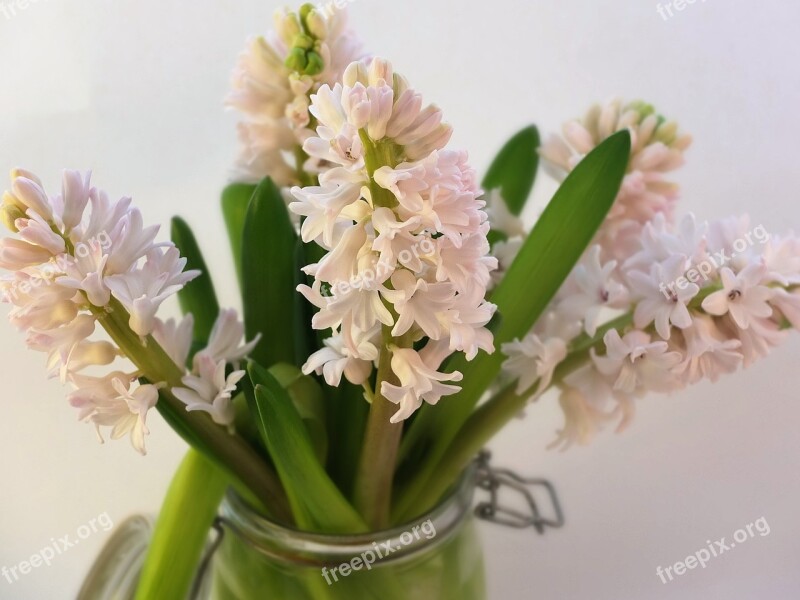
<box><xmin>135</xmin><ymin>450</ymin><xmax>229</xmax><ymax>600</ymax></box>
<box><xmin>393</xmin><ymin>310</ymin><xmax>635</xmax><ymax>521</ymax></box>
<box><xmin>359</xmin><ymin>131</ymin><xmax>400</xmax><ymax>209</ymax></box>
<box><xmin>394</xmin><ymin>383</ymin><xmax>524</xmax><ymax>524</ymax></box>
<box><xmin>351</xmin><ymin>130</ymin><xmax>406</xmax><ymax>528</ymax></box>
<box><xmin>353</xmin><ymin>333</ymin><xmax>405</xmax><ymax>529</ymax></box>
<box><xmin>92</xmin><ymin>298</ymin><xmax>291</xmax><ymax>521</ymax></box>
<box><xmin>396</xmin><ymin>281</ymin><xmax>731</xmax><ymax>519</ymax></box>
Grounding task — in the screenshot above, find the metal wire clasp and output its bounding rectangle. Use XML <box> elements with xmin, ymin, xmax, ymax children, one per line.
<box><xmin>473</xmin><ymin>450</ymin><xmax>565</xmax><ymax>533</ymax></box>
<box><xmin>190</xmin><ymin>517</ymin><xmax>226</xmax><ymax>600</ymax></box>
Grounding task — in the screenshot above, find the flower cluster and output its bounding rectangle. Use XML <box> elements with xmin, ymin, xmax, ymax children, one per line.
<box><xmin>169</xmin><ymin>309</ymin><xmax>260</xmax><ymax>431</ymax></box>
<box><xmin>0</xmin><ymin>170</ymin><xmax>255</xmax><ymax>453</ymax></box>
<box><xmin>227</xmin><ymin>4</ymin><xmax>364</xmax><ymax>186</ymax></box>
<box><xmin>540</xmin><ymin>99</ymin><xmax>692</xmax><ymax>264</ymax></box>
<box><xmin>503</xmin><ymin>102</ymin><xmax>800</xmax><ymax>449</ymax></box>
<box><xmin>290</xmin><ymin>58</ymin><xmax>497</xmax><ymax>422</ymax></box>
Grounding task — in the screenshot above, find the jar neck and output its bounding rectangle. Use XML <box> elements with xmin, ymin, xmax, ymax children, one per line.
<box><xmin>218</xmin><ymin>465</ymin><xmax>477</xmax><ymax>568</ymax></box>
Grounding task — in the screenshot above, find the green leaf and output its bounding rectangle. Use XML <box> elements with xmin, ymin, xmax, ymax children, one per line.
<box><xmin>268</xmin><ymin>362</ymin><xmax>328</xmax><ymax>464</ymax></box>
<box><xmin>326</xmin><ymin>381</ymin><xmax>369</xmax><ymax>497</ymax></box>
<box><xmin>171</xmin><ymin>217</ymin><xmax>220</xmax><ymax>345</ymax></box>
<box><xmin>242</xmin><ymin>178</ymin><xmax>298</xmax><ymax>367</ymax></box>
<box><xmin>395</xmin><ymin>130</ymin><xmax>631</xmax><ymax>520</ymax></box>
<box><xmin>134</xmin><ymin>450</ymin><xmax>229</xmax><ymax>600</ymax></box>
<box><xmin>247</xmin><ymin>362</ymin><xmax>368</xmax><ymax>534</ymax></box>
<box><xmin>221</xmin><ymin>182</ymin><xmax>257</xmax><ymax>287</ymax></box>
<box><xmin>482</xmin><ymin>125</ymin><xmax>540</xmax><ymax>216</ymax></box>
<box><xmin>490</xmin><ymin>130</ymin><xmax>630</xmax><ymax>344</ymax></box>
<box><xmin>153</xmin><ymin>393</ymin><xmax>290</xmax><ymax>522</ymax></box>
<box><xmin>292</xmin><ymin>238</ymin><xmax>322</xmax><ymax>367</ymax></box>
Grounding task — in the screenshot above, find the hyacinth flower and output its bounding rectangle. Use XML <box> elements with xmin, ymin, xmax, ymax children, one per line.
<box><xmin>0</xmin><ymin>170</ymin><xmax>294</xmax><ymax>521</ymax></box>
<box><xmin>390</xmin><ymin>101</ymin><xmax>799</xmax><ymax>521</ymax></box>
<box><xmin>286</xmin><ymin>57</ymin><xmax>497</xmax><ymax>525</ymax></box>
<box><xmin>226</xmin><ymin>4</ymin><xmax>364</xmax><ymax>187</ymax></box>
<box><xmin>496</xmin><ymin>102</ymin><xmax>800</xmax><ymax>451</ymax></box>
<box><xmin>4</xmin><ymin>5</ymin><xmax>799</xmax><ymax>599</ymax></box>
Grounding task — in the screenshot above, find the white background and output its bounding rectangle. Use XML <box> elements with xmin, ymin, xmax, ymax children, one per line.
<box><xmin>1</xmin><ymin>0</ymin><xmax>799</xmax><ymax>598</ymax></box>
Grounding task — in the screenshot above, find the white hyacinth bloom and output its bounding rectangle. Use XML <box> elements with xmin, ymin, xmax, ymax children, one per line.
<box><xmin>173</xmin><ymin>357</ymin><xmax>246</xmax><ymax>429</ymax></box>
<box><xmin>291</xmin><ymin>58</ymin><xmax>495</xmax><ymax>421</ymax></box>
<box><xmin>592</xmin><ymin>330</ymin><xmax>682</xmax><ymax>395</ymax></box>
<box><xmin>502</xmin><ymin>334</ymin><xmax>568</xmax><ymax>397</ymax></box>
<box><xmin>0</xmin><ymin>169</ymin><xmax>204</xmax><ymax>451</ymax></box>
<box><xmin>701</xmin><ymin>265</ymin><xmax>774</xmax><ymax>330</ymax></box>
<box><xmin>380</xmin><ymin>347</ymin><xmax>463</xmax><ymax>424</ymax></box>
<box><xmin>227</xmin><ymin>6</ymin><xmax>364</xmax><ymax>186</ymax></box>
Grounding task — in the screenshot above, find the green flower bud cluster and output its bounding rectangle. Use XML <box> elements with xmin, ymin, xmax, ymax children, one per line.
<box><xmin>626</xmin><ymin>100</ymin><xmax>679</xmax><ymax>145</ymax></box>
<box><xmin>284</xmin><ymin>3</ymin><xmax>327</xmax><ymax>77</ymax></box>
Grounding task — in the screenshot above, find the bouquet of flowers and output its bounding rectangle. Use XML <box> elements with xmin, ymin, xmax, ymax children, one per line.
<box><xmin>2</xmin><ymin>4</ymin><xmax>797</xmax><ymax>599</ymax></box>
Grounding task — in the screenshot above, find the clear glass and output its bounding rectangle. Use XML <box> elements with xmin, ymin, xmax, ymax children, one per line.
<box><xmin>78</xmin><ymin>471</ymin><xmax>485</xmax><ymax>600</ymax></box>
<box><xmin>77</xmin><ymin>515</ymin><xmax>153</xmax><ymax>600</ymax></box>
<box><xmin>207</xmin><ymin>469</ymin><xmax>485</xmax><ymax>600</ymax></box>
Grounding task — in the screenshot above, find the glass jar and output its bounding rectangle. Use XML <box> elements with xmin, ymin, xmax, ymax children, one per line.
<box><xmin>77</xmin><ymin>515</ymin><xmax>153</xmax><ymax>600</ymax></box>
<box><xmin>206</xmin><ymin>468</ymin><xmax>485</xmax><ymax>600</ymax></box>
<box><xmin>77</xmin><ymin>469</ymin><xmax>485</xmax><ymax>600</ymax></box>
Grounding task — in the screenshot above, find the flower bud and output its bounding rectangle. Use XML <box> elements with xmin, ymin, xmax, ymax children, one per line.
<box><xmin>626</xmin><ymin>100</ymin><xmax>656</xmax><ymax>121</ymax></box>
<box><xmin>343</xmin><ymin>61</ymin><xmax>368</xmax><ymax>87</ymax></box>
<box><xmin>2</xmin><ymin>189</ymin><xmax>25</xmax><ymax>212</ymax></box>
<box><xmin>292</xmin><ymin>33</ymin><xmax>315</xmax><ymax>51</ymax></box>
<box><xmin>303</xmin><ymin>8</ymin><xmax>328</xmax><ymax>39</ymax></box>
<box><xmin>299</xmin><ymin>3</ymin><xmax>315</xmax><ymax>24</ymax></box>
<box><xmin>368</xmin><ymin>58</ymin><xmax>393</xmax><ymax>86</ymax></box>
<box><xmin>273</xmin><ymin>8</ymin><xmax>302</xmax><ymax>46</ymax></box>
<box><xmin>10</xmin><ymin>167</ymin><xmax>42</xmax><ymax>187</ymax></box>
<box><xmin>654</xmin><ymin>121</ymin><xmax>679</xmax><ymax>145</ymax></box>
<box><xmin>285</xmin><ymin>47</ymin><xmax>309</xmax><ymax>72</ymax></box>
<box><xmin>393</xmin><ymin>73</ymin><xmax>410</xmax><ymax>97</ymax></box>
<box><xmin>304</xmin><ymin>50</ymin><xmax>324</xmax><ymax>76</ymax></box>
<box><xmin>0</xmin><ymin>202</ymin><xmax>25</xmax><ymax>232</ymax></box>
<box><xmin>11</xmin><ymin>177</ymin><xmax>53</xmax><ymax>221</ymax></box>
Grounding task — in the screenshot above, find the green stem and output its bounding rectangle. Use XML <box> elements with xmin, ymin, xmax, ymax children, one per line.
<box><xmin>353</xmin><ymin>333</ymin><xmax>405</xmax><ymax>529</ymax></box>
<box><xmin>394</xmin><ymin>310</ymin><xmax>636</xmax><ymax>521</ymax></box>
<box><xmin>394</xmin><ymin>383</ymin><xmax>525</xmax><ymax>524</ymax></box>
<box><xmin>359</xmin><ymin>131</ymin><xmax>400</xmax><ymax>208</ymax></box>
<box><xmin>135</xmin><ymin>449</ymin><xmax>229</xmax><ymax>600</ymax></box>
<box><xmin>395</xmin><ymin>284</ymin><xmax>737</xmax><ymax>520</ymax></box>
<box><xmin>93</xmin><ymin>298</ymin><xmax>291</xmax><ymax>522</ymax></box>
<box><xmin>567</xmin><ymin>311</ymin><xmax>633</xmax><ymax>354</ymax></box>
<box><xmin>350</xmin><ymin>129</ymin><xmax>408</xmax><ymax>528</ymax></box>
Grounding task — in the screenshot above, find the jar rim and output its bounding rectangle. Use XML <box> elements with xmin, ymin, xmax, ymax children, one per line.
<box><xmin>218</xmin><ymin>465</ymin><xmax>477</xmax><ymax>568</ymax></box>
